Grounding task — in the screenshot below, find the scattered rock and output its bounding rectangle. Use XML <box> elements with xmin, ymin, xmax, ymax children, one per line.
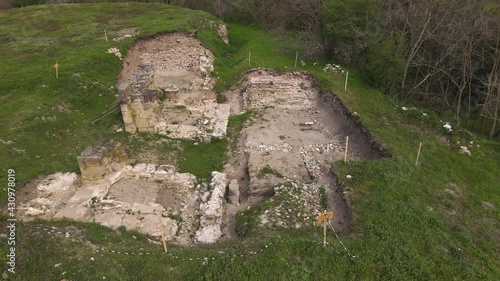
<box><xmin>482</xmin><ymin>201</ymin><xmax>496</xmax><ymax>210</ymax></box>
<box><xmin>37</xmin><ymin>173</ymin><xmax>77</xmax><ymax>194</ymax></box>
<box><xmin>217</xmin><ymin>24</ymin><xmax>229</xmax><ymax>44</ymax></box>
<box><xmin>459</xmin><ymin>146</ymin><xmax>471</xmax><ymax>156</ymax></box>
<box><xmin>107</xmin><ymin>47</ymin><xmax>122</xmax><ymax>60</ymax></box>
<box><xmin>24</xmin><ymin>207</ymin><xmax>45</xmax><ymax>216</ymax></box>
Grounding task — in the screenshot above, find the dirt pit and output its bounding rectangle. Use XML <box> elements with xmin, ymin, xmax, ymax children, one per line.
<box><xmin>13</xmin><ymin>33</ymin><xmax>390</xmax><ymax>245</ymax></box>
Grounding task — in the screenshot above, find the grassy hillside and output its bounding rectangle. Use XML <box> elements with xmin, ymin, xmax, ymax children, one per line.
<box><xmin>1</xmin><ymin>3</ymin><xmax>499</xmax><ymax>280</ymax></box>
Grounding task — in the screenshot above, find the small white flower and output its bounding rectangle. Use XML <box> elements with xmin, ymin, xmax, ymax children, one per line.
<box><xmin>54</xmin><ymin>263</ymin><xmax>61</xmax><ymax>268</ymax></box>
<box><xmin>422</xmin><ymin>112</ymin><xmax>428</xmax><ymax>117</ymax></box>
<box><xmin>90</xmin><ymin>257</ymin><xmax>95</xmax><ymax>261</ymax></box>
<box><xmin>346</xmin><ymin>175</ymin><xmax>353</xmax><ymax>179</ymax></box>
<box><xmin>401</xmin><ymin>107</ymin><xmax>407</xmax><ymax>111</ymax></box>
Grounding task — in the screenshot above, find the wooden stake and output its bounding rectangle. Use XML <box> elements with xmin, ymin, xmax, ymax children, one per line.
<box><xmin>295</xmin><ymin>51</ymin><xmax>298</xmax><ymax>68</ymax></box>
<box><xmin>416</xmin><ymin>142</ymin><xmax>422</xmax><ymax>166</ymax></box>
<box><xmin>323</xmin><ymin>211</ymin><xmax>327</xmax><ymax>248</ymax></box>
<box><xmin>157</xmin><ymin>214</ymin><xmax>168</xmax><ymax>253</ymax></box>
<box><xmin>344</xmin><ymin>71</ymin><xmax>349</xmax><ymax>92</ymax></box>
<box><xmin>104</xmin><ymin>29</ymin><xmax>108</xmax><ymax>42</ymax></box>
<box><xmin>54</xmin><ymin>63</ymin><xmax>59</xmax><ymax>79</ymax></box>
<box><xmin>344</xmin><ymin>136</ymin><xmax>349</xmax><ymax>162</ymax></box>
<box><xmin>248</xmin><ymin>50</ymin><xmax>251</xmax><ymax>67</ymax></box>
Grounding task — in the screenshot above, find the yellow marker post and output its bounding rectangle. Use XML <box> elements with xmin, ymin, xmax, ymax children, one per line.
<box><xmin>416</xmin><ymin>142</ymin><xmax>422</xmax><ymax>166</ymax></box>
<box><xmin>317</xmin><ymin>211</ymin><xmax>334</xmax><ymax>247</ymax></box>
<box><xmin>344</xmin><ymin>136</ymin><xmax>349</xmax><ymax>162</ymax></box>
<box><xmin>344</xmin><ymin>71</ymin><xmax>349</xmax><ymax>92</ymax></box>
<box><xmin>157</xmin><ymin>214</ymin><xmax>168</xmax><ymax>253</ymax></box>
<box><xmin>54</xmin><ymin>63</ymin><xmax>59</xmax><ymax>79</ymax></box>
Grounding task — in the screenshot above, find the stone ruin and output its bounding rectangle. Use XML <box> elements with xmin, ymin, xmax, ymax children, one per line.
<box><xmin>117</xmin><ymin>32</ymin><xmax>230</xmax><ymax>141</ymax></box>
<box><xmin>77</xmin><ymin>139</ymin><xmax>127</xmax><ymax>183</ymax></box>
<box><xmin>17</xmin><ymin>139</ymin><xmax>228</xmax><ymax>245</ymax></box>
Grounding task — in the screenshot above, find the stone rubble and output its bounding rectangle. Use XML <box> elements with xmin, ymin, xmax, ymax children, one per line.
<box><xmin>260</xmin><ymin>182</ymin><xmax>323</xmax><ymax>229</ymax></box>
<box><xmin>195</xmin><ymin>172</ymin><xmax>227</xmax><ymax>243</ymax></box>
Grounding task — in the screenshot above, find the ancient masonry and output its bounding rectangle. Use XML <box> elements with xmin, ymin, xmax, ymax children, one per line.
<box><xmin>18</xmin><ymin>140</ymin><xmax>228</xmax><ymax>245</ymax></box>
<box><xmin>77</xmin><ymin>139</ymin><xmax>127</xmax><ymax>183</ymax></box>
<box><xmin>117</xmin><ymin>32</ymin><xmax>230</xmax><ymax>141</ymax></box>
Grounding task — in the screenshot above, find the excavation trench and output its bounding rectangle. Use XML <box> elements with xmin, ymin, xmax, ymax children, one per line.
<box><xmin>12</xmin><ymin>32</ymin><xmax>389</xmax><ymax>245</ymax></box>
<box><xmin>220</xmin><ymin>69</ymin><xmax>389</xmax><ymax>239</ymax></box>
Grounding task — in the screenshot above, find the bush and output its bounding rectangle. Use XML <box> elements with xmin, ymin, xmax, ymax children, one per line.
<box><xmin>363</xmin><ymin>38</ymin><xmax>404</xmax><ymax>97</ymax></box>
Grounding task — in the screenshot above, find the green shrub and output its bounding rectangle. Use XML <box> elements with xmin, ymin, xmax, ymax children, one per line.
<box><xmin>216</xmin><ymin>93</ymin><xmax>227</xmax><ymax>103</ymax></box>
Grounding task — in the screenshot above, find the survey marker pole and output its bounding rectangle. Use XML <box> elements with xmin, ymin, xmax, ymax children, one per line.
<box><xmin>317</xmin><ymin>211</ymin><xmax>334</xmax><ymax>248</ymax></box>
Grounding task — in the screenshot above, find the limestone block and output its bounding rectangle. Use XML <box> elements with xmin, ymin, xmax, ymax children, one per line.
<box><xmin>139</xmin><ymin>215</ymin><xmax>178</xmax><ymax>239</ymax></box>
<box><xmin>80</xmin><ymin>166</ymin><xmax>107</xmax><ymax>181</ymax></box>
<box><xmin>54</xmin><ymin>203</ymin><xmax>92</xmax><ymax>221</ymax></box>
<box><xmin>94</xmin><ymin>212</ymin><xmax>124</xmax><ymax>229</ymax></box>
<box><xmin>122</xmin><ymin>214</ymin><xmax>140</xmax><ymax>230</ymax></box>
<box><xmin>195</xmin><ymin>172</ymin><xmax>226</xmax><ymax>243</ymax></box>
<box><xmin>24</xmin><ymin>207</ymin><xmax>45</xmax><ymax>217</ymax></box>
<box><xmin>131</xmin><ymin>203</ymin><xmax>164</xmax><ymax>214</ymax></box>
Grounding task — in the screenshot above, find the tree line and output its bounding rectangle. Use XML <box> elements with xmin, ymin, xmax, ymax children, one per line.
<box><xmin>320</xmin><ymin>0</ymin><xmax>499</xmax><ymax>138</ymax></box>
<box><xmin>2</xmin><ymin>0</ymin><xmax>499</xmax><ymax>138</ymax></box>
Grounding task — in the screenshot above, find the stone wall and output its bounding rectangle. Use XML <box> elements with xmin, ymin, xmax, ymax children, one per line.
<box><xmin>117</xmin><ymin>32</ymin><xmax>230</xmax><ymax>141</ymax></box>
<box><xmin>77</xmin><ymin>139</ymin><xmax>127</xmax><ymax>183</ymax></box>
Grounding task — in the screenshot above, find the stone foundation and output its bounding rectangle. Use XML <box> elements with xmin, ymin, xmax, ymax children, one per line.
<box><xmin>117</xmin><ymin>32</ymin><xmax>230</xmax><ymax>141</ymax></box>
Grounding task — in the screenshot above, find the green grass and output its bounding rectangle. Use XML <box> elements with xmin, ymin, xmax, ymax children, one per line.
<box><xmin>178</xmin><ymin>138</ymin><xmax>228</xmax><ymax>180</ymax></box>
<box><xmin>319</xmin><ymin>186</ymin><xmax>328</xmax><ymax>210</ymax></box>
<box><xmin>1</xmin><ymin>3</ymin><xmax>499</xmax><ymax>280</ymax></box>
<box><xmin>235</xmin><ymin>200</ymin><xmax>272</xmax><ymax>237</ymax></box>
